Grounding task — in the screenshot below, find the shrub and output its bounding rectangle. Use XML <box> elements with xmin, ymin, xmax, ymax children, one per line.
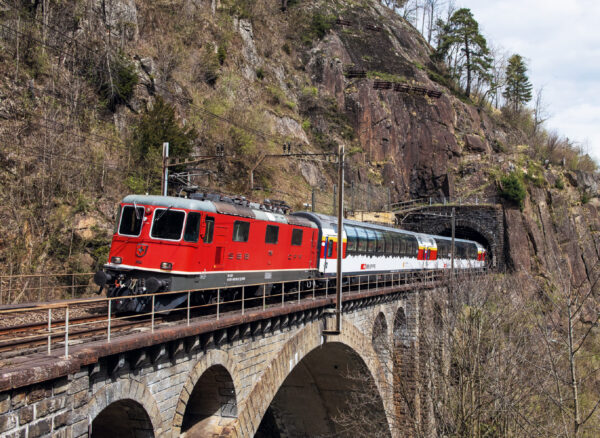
<box><xmin>581</xmin><ymin>192</ymin><xmax>591</xmax><ymax>204</ymax></box>
<box><xmin>282</xmin><ymin>43</ymin><xmax>291</xmax><ymax>55</ymax></box>
<box><xmin>309</xmin><ymin>13</ymin><xmax>334</xmax><ymax>40</ymax></box>
<box><xmin>217</xmin><ymin>45</ymin><xmax>227</xmax><ymax>65</ymax></box>
<box><xmin>555</xmin><ymin>176</ymin><xmax>564</xmax><ymax>190</ymax></box>
<box><xmin>499</xmin><ymin>171</ymin><xmax>526</xmax><ymax>210</ymax></box>
<box><xmin>129</xmin><ymin>97</ymin><xmax>197</xmax><ymax>193</ymax></box>
<box><xmin>256</xmin><ymin>67</ymin><xmax>265</xmax><ymax>80</ymax></box>
<box><xmin>95</xmin><ymin>52</ymin><xmax>138</xmax><ymax>111</ymax></box>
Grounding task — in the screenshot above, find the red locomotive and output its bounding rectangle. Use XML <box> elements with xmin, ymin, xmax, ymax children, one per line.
<box><xmin>94</xmin><ymin>194</ymin><xmax>486</xmax><ymax>312</ymax></box>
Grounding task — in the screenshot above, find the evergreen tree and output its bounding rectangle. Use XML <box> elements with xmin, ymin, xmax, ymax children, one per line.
<box><xmin>128</xmin><ymin>97</ymin><xmax>197</xmax><ymax>193</ymax></box>
<box><xmin>434</xmin><ymin>8</ymin><xmax>491</xmax><ymax>97</ymax></box>
<box><xmin>503</xmin><ymin>54</ymin><xmax>533</xmax><ymax>112</ymax></box>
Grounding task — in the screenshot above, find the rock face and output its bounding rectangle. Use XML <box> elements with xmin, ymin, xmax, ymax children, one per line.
<box><xmin>298</xmin><ymin>2</ymin><xmax>600</xmax><ymax>285</ymax></box>
<box><xmin>305</xmin><ymin>5</ymin><xmax>505</xmax><ymax>200</ymax></box>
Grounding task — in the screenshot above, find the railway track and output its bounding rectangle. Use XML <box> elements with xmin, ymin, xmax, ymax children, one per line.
<box><xmin>0</xmin><ymin>269</ymin><xmax>483</xmax><ymax>361</ymax></box>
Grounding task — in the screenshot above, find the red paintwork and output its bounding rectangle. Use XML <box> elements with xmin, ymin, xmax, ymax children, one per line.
<box><xmin>108</xmin><ymin>203</ymin><xmax>318</xmax><ymax>273</ymax></box>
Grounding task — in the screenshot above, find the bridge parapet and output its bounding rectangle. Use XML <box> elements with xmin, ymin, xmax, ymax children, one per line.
<box><xmin>0</xmin><ymin>271</ymin><xmax>485</xmax><ymax>437</ymax></box>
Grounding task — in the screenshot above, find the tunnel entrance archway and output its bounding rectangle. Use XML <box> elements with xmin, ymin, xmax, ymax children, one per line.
<box><xmin>181</xmin><ymin>364</ymin><xmax>237</xmax><ymax>435</ymax></box>
<box><xmin>255</xmin><ymin>342</ymin><xmax>391</xmax><ymax>437</ymax></box>
<box><xmin>91</xmin><ymin>399</ymin><xmax>154</xmax><ymax>438</ymax></box>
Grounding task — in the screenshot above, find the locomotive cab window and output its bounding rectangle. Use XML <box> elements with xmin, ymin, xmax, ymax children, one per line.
<box><xmin>203</xmin><ymin>217</ymin><xmax>214</xmax><ymax>243</ymax></box>
<box><xmin>233</xmin><ymin>221</ymin><xmax>250</xmax><ymax>242</ymax></box>
<box><xmin>184</xmin><ymin>212</ymin><xmax>201</xmax><ymax>243</ymax></box>
<box><xmin>151</xmin><ymin>209</ymin><xmax>185</xmax><ymax>241</ymax></box>
<box><xmin>119</xmin><ymin>205</ymin><xmax>145</xmax><ymax>237</ymax></box>
<box><xmin>265</xmin><ymin>225</ymin><xmax>279</xmax><ymax>244</ymax></box>
<box><xmin>291</xmin><ymin>229</ymin><xmax>303</xmax><ymax>246</ymax></box>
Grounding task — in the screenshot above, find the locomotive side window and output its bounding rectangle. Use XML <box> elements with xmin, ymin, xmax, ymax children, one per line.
<box><xmin>119</xmin><ymin>205</ymin><xmax>144</xmax><ymax>236</ymax></box>
<box><xmin>233</xmin><ymin>221</ymin><xmax>250</xmax><ymax>242</ymax></box>
<box><xmin>265</xmin><ymin>225</ymin><xmax>279</xmax><ymax>244</ymax></box>
<box><xmin>356</xmin><ymin>227</ymin><xmax>367</xmax><ymax>253</ymax></box>
<box><xmin>345</xmin><ymin>225</ymin><xmax>357</xmax><ymax>253</ymax></box>
<box><xmin>151</xmin><ymin>209</ymin><xmax>186</xmax><ymax>241</ymax></box>
<box><xmin>291</xmin><ymin>229</ymin><xmax>303</xmax><ymax>246</ymax></box>
<box><xmin>204</xmin><ymin>217</ymin><xmax>214</xmax><ymax>243</ymax></box>
<box><xmin>184</xmin><ymin>212</ymin><xmax>201</xmax><ymax>243</ymax></box>
<box><xmin>113</xmin><ymin>205</ymin><xmax>122</xmax><ymax>234</ymax></box>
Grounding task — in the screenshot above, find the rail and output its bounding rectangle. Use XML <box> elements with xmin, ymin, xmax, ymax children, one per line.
<box><xmin>0</xmin><ymin>268</ymin><xmax>486</xmax><ymax>359</ymax></box>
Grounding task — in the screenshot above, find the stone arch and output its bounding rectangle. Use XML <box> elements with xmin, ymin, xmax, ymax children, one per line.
<box><xmin>172</xmin><ymin>349</ymin><xmax>239</xmax><ymax>437</ymax></box>
<box><xmin>88</xmin><ymin>379</ymin><xmax>163</xmax><ymax>437</ymax></box>
<box><xmin>372</xmin><ymin>311</ymin><xmax>389</xmax><ymax>356</ymax></box>
<box><xmin>233</xmin><ymin>318</ymin><xmax>394</xmax><ymax>437</ymax></box>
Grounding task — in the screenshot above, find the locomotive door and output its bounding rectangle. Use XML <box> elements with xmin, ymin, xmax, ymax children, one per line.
<box><xmin>213</xmin><ymin>221</ymin><xmax>228</xmax><ymax>269</ymax></box>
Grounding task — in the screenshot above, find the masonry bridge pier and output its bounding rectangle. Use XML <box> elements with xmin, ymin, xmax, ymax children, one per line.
<box><xmin>0</xmin><ymin>271</ymin><xmax>475</xmax><ymax>438</ymax></box>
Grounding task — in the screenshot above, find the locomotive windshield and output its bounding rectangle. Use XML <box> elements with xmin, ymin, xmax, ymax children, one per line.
<box><xmin>119</xmin><ymin>205</ymin><xmax>144</xmax><ymax>236</ymax></box>
<box><xmin>151</xmin><ymin>209</ymin><xmax>186</xmax><ymax>240</ymax></box>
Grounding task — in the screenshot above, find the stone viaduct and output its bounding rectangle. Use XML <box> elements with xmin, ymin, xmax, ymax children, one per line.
<box><xmin>0</xmin><ymin>276</ymin><xmax>457</xmax><ymax>438</ymax></box>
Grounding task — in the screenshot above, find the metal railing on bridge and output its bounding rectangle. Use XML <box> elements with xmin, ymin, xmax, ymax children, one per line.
<box><xmin>0</xmin><ymin>268</ymin><xmax>486</xmax><ymax>359</ymax></box>
<box><xmin>390</xmin><ymin>196</ymin><xmax>499</xmax><ymax>214</ymax></box>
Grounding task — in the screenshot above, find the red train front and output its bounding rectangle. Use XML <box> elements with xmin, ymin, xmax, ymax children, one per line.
<box><xmin>94</xmin><ymin>194</ymin><xmax>318</xmax><ymax>312</ymax></box>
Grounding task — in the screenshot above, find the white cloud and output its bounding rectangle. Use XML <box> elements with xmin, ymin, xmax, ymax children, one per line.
<box><xmin>461</xmin><ymin>0</ymin><xmax>600</xmax><ymax>161</ymax></box>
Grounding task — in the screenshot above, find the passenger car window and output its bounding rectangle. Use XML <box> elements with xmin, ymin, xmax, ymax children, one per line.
<box><xmin>375</xmin><ymin>230</ymin><xmax>385</xmax><ymax>253</ymax></box>
<box><xmin>119</xmin><ymin>205</ymin><xmax>144</xmax><ymax>236</ymax></box>
<box><xmin>151</xmin><ymin>209</ymin><xmax>186</xmax><ymax>240</ymax></box>
<box><xmin>184</xmin><ymin>212</ymin><xmax>201</xmax><ymax>243</ymax></box>
<box><xmin>356</xmin><ymin>227</ymin><xmax>367</xmax><ymax>252</ymax></box>
<box><xmin>366</xmin><ymin>229</ymin><xmax>376</xmax><ymax>253</ymax></box>
<box><xmin>233</xmin><ymin>221</ymin><xmax>250</xmax><ymax>242</ymax></box>
<box><xmin>384</xmin><ymin>232</ymin><xmax>393</xmax><ymax>255</ymax></box>
<box><xmin>345</xmin><ymin>225</ymin><xmax>357</xmax><ymax>252</ymax></box>
<box><xmin>203</xmin><ymin>217</ymin><xmax>214</xmax><ymax>243</ymax></box>
<box><xmin>265</xmin><ymin>225</ymin><xmax>279</xmax><ymax>244</ymax></box>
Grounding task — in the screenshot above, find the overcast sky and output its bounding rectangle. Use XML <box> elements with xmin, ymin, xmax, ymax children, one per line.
<box><xmin>458</xmin><ymin>1</ymin><xmax>600</xmax><ymax>161</ymax></box>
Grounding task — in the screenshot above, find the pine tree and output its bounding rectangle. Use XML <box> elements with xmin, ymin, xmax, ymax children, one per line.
<box><xmin>503</xmin><ymin>54</ymin><xmax>533</xmax><ymax>112</ymax></box>
<box><xmin>434</xmin><ymin>8</ymin><xmax>491</xmax><ymax>97</ymax></box>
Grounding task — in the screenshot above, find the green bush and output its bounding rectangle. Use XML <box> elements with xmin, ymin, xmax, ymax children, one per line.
<box><xmin>581</xmin><ymin>191</ymin><xmax>591</xmax><ymax>204</ymax></box>
<box><xmin>129</xmin><ymin>97</ymin><xmax>197</xmax><ymax>193</ymax></box>
<box><xmin>282</xmin><ymin>43</ymin><xmax>291</xmax><ymax>55</ymax></box>
<box><xmin>499</xmin><ymin>172</ymin><xmax>526</xmax><ymax>210</ymax></box>
<box><xmin>256</xmin><ymin>67</ymin><xmax>265</xmax><ymax>80</ymax></box>
<box><xmin>217</xmin><ymin>45</ymin><xmax>227</xmax><ymax>65</ymax></box>
<box><xmin>96</xmin><ymin>52</ymin><xmax>138</xmax><ymax>111</ymax></box>
<box><xmin>309</xmin><ymin>13</ymin><xmax>335</xmax><ymax>40</ymax></box>
<box><xmin>555</xmin><ymin>176</ymin><xmax>564</xmax><ymax>190</ymax></box>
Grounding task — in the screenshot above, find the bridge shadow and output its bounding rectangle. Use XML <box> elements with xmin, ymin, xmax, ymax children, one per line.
<box><xmin>255</xmin><ymin>342</ymin><xmax>390</xmax><ymax>437</ymax></box>
<box><xmin>180</xmin><ymin>364</ymin><xmax>237</xmax><ymax>437</ymax></box>
<box><xmin>91</xmin><ymin>399</ymin><xmax>155</xmax><ymax>438</ymax></box>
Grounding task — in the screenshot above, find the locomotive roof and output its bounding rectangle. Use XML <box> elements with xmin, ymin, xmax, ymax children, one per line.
<box><xmin>293</xmin><ymin>212</ymin><xmax>480</xmax><ymax>246</ymax></box>
<box><xmin>121</xmin><ymin>195</ymin><xmax>316</xmax><ymax>228</ymax></box>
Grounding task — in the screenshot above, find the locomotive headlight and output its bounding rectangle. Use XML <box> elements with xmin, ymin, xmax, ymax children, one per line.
<box><xmin>160</xmin><ymin>262</ymin><xmax>173</xmax><ymax>270</ymax></box>
<box><xmin>111</xmin><ymin>256</ymin><xmax>122</xmax><ymax>264</ymax></box>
